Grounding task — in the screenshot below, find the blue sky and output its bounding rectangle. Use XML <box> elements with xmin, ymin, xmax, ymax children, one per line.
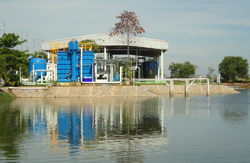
<box><xmin>0</xmin><ymin>0</ymin><xmax>250</xmax><ymax>76</ymax></box>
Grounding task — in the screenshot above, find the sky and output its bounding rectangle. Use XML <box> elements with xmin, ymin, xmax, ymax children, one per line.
<box><xmin>0</xmin><ymin>0</ymin><xmax>250</xmax><ymax>76</ymax></box>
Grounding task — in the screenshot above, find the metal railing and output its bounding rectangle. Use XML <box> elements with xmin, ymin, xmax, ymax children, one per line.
<box><xmin>133</xmin><ymin>78</ymin><xmax>210</xmax><ymax>96</ymax></box>
<box><xmin>50</xmin><ymin>43</ymin><xmax>93</xmax><ymax>54</ymax></box>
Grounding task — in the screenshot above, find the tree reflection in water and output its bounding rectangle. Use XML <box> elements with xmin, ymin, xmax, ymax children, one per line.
<box><xmin>0</xmin><ymin>106</ymin><xmax>29</xmax><ymax>161</ymax></box>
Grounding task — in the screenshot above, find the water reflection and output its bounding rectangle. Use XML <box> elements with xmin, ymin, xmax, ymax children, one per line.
<box><xmin>0</xmin><ymin>106</ymin><xmax>29</xmax><ymax>161</ymax></box>
<box><xmin>161</xmin><ymin>94</ymin><xmax>211</xmax><ymax>118</ymax></box>
<box><xmin>2</xmin><ymin>91</ymin><xmax>249</xmax><ymax>162</ymax></box>
<box><xmin>6</xmin><ymin>97</ymin><xmax>167</xmax><ymax>162</ymax></box>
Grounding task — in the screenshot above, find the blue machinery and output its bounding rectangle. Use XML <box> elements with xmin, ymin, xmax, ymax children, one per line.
<box><xmin>28</xmin><ymin>40</ymin><xmax>160</xmax><ymax>84</ymax></box>
<box><xmin>28</xmin><ymin>58</ymin><xmax>47</xmax><ymax>82</ymax></box>
<box><xmin>57</xmin><ymin>40</ymin><xmax>123</xmax><ymax>83</ymax></box>
<box><xmin>28</xmin><ymin>57</ymin><xmax>56</xmax><ymax>83</ymax></box>
<box><xmin>57</xmin><ymin>41</ymin><xmax>95</xmax><ymax>82</ymax></box>
<box><xmin>28</xmin><ymin>40</ymin><xmax>122</xmax><ymax>84</ymax></box>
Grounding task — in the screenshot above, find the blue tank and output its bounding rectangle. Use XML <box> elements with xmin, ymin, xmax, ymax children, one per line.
<box><xmin>143</xmin><ymin>61</ymin><xmax>158</xmax><ymax>78</ymax></box>
<box><xmin>28</xmin><ymin>58</ymin><xmax>47</xmax><ymax>78</ymax></box>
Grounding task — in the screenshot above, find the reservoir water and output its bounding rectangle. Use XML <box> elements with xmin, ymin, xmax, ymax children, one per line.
<box><xmin>0</xmin><ymin>90</ymin><xmax>250</xmax><ymax>163</ymax></box>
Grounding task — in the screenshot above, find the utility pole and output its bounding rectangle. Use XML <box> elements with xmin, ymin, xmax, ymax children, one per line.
<box><xmin>0</xmin><ymin>21</ymin><xmax>5</xmax><ymax>34</ymax></box>
<box><xmin>34</xmin><ymin>39</ymin><xmax>42</xmax><ymax>56</ymax></box>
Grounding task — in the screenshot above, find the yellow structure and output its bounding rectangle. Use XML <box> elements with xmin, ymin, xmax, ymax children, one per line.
<box><xmin>50</xmin><ymin>43</ymin><xmax>93</xmax><ymax>55</ymax></box>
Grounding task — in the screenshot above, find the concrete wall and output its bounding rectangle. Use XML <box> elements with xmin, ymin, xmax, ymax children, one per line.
<box><xmin>1</xmin><ymin>84</ymin><xmax>239</xmax><ymax>98</ymax></box>
<box><xmin>7</xmin><ymin>86</ymin><xmax>157</xmax><ymax>98</ymax></box>
<box><xmin>140</xmin><ymin>84</ymin><xmax>240</xmax><ymax>94</ymax></box>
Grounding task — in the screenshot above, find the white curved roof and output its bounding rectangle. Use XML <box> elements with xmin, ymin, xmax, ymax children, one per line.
<box><xmin>42</xmin><ymin>33</ymin><xmax>168</xmax><ymax>56</ymax></box>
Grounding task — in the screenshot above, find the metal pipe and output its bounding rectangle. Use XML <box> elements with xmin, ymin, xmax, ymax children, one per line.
<box><xmin>104</xmin><ymin>46</ymin><xmax>107</xmax><ymax>71</ymax></box>
<box><xmin>106</xmin><ymin>64</ymin><xmax>113</xmax><ymax>82</ymax></box>
<box><xmin>41</xmin><ymin>70</ymin><xmax>43</xmax><ymax>83</ymax></box>
<box><xmin>37</xmin><ymin>55</ymin><xmax>44</xmax><ymax>59</ymax></box>
<box><xmin>133</xmin><ymin>69</ymin><xmax>135</xmax><ymax>86</ymax></box>
<box><xmin>47</xmin><ymin>52</ymin><xmax>50</xmax><ymax>60</ymax></box>
<box><xmin>33</xmin><ymin>62</ymin><xmax>47</xmax><ymax>83</ymax></box>
<box><xmin>80</xmin><ymin>81</ymin><xmax>122</xmax><ymax>84</ymax></box>
<box><xmin>95</xmin><ymin>62</ymin><xmax>97</xmax><ymax>81</ymax></box>
<box><xmin>137</xmin><ymin>67</ymin><xmax>140</xmax><ymax>79</ymax></box>
<box><xmin>134</xmin><ymin>78</ymin><xmax>208</xmax><ymax>81</ymax></box>
<box><xmin>54</xmin><ymin>64</ymin><xmax>56</xmax><ymax>81</ymax></box>
<box><xmin>120</xmin><ymin>67</ymin><xmax>122</xmax><ymax>82</ymax></box>
<box><xmin>161</xmin><ymin>50</ymin><xmax>164</xmax><ymax>79</ymax></box>
<box><xmin>33</xmin><ymin>64</ymin><xmax>35</xmax><ymax>82</ymax></box>
<box><xmin>80</xmin><ymin>47</ymin><xmax>83</xmax><ymax>83</ymax></box>
<box><xmin>80</xmin><ymin>66</ymin><xmax>123</xmax><ymax>84</ymax></box>
<box><xmin>92</xmin><ymin>63</ymin><xmax>94</xmax><ymax>82</ymax></box>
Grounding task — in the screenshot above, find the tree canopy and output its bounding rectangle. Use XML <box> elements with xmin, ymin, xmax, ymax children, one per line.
<box><xmin>29</xmin><ymin>51</ymin><xmax>48</xmax><ymax>59</ymax></box>
<box><xmin>206</xmin><ymin>66</ymin><xmax>216</xmax><ymax>83</ymax></box>
<box><xmin>0</xmin><ymin>33</ymin><xmax>26</xmax><ymax>49</ymax></box>
<box><xmin>0</xmin><ymin>33</ymin><xmax>29</xmax><ymax>85</ymax></box>
<box><xmin>169</xmin><ymin>61</ymin><xmax>197</xmax><ymax>78</ymax></box>
<box><xmin>79</xmin><ymin>39</ymin><xmax>101</xmax><ymax>52</ymax></box>
<box><xmin>109</xmin><ymin>11</ymin><xmax>145</xmax><ymax>37</ymax></box>
<box><xmin>218</xmin><ymin>56</ymin><xmax>249</xmax><ymax>82</ymax></box>
<box><xmin>109</xmin><ymin>11</ymin><xmax>145</xmax><ymax>62</ymax></box>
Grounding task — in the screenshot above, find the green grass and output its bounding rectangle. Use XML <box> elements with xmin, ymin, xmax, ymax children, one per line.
<box><xmin>173</xmin><ymin>81</ymin><xmax>185</xmax><ymax>85</ymax></box>
<box><xmin>135</xmin><ymin>80</ymin><xmax>211</xmax><ymax>86</ymax></box>
<box><xmin>0</xmin><ymin>92</ymin><xmax>15</xmax><ymax>101</ymax></box>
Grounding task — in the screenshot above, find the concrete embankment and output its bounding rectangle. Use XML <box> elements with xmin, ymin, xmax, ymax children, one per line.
<box><xmin>140</xmin><ymin>84</ymin><xmax>240</xmax><ymax>94</ymax></box>
<box><xmin>6</xmin><ymin>86</ymin><xmax>156</xmax><ymax>98</ymax></box>
<box><xmin>1</xmin><ymin>84</ymin><xmax>239</xmax><ymax>98</ymax></box>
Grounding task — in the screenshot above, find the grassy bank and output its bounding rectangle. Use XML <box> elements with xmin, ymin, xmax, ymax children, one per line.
<box><xmin>222</xmin><ymin>82</ymin><xmax>250</xmax><ymax>89</ymax></box>
<box><xmin>0</xmin><ymin>92</ymin><xmax>15</xmax><ymax>101</ymax></box>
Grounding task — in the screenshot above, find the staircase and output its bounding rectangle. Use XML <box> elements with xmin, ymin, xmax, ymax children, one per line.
<box><xmin>64</xmin><ymin>66</ymin><xmax>72</xmax><ymax>79</ymax></box>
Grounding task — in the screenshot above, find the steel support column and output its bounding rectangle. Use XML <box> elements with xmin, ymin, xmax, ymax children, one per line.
<box><xmin>161</xmin><ymin>50</ymin><xmax>164</xmax><ymax>79</ymax></box>
<box><xmin>158</xmin><ymin>53</ymin><xmax>160</xmax><ymax>79</ymax></box>
<box><xmin>104</xmin><ymin>46</ymin><xmax>107</xmax><ymax>71</ymax></box>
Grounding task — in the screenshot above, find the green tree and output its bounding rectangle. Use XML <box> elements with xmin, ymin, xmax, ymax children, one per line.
<box><xmin>29</xmin><ymin>51</ymin><xmax>48</xmax><ymax>59</ymax></box>
<box><xmin>79</xmin><ymin>39</ymin><xmax>101</xmax><ymax>52</ymax></box>
<box><xmin>0</xmin><ymin>55</ymin><xmax>6</xmax><ymax>78</ymax></box>
<box><xmin>169</xmin><ymin>61</ymin><xmax>197</xmax><ymax>78</ymax></box>
<box><xmin>218</xmin><ymin>56</ymin><xmax>249</xmax><ymax>82</ymax></box>
<box><xmin>0</xmin><ymin>33</ymin><xmax>25</xmax><ymax>48</ymax></box>
<box><xmin>207</xmin><ymin>67</ymin><xmax>215</xmax><ymax>83</ymax></box>
<box><xmin>0</xmin><ymin>33</ymin><xmax>29</xmax><ymax>85</ymax></box>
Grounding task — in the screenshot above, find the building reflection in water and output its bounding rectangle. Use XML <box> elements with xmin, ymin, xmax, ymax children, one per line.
<box><xmin>11</xmin><ymin>97</ymin><xmax>168</xmax><ymax>161</ymax></box>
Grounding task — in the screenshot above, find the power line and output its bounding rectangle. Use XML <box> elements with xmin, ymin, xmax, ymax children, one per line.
<box><xmin>0</xmin><ymin>21</ymin><xmax>45</xmax><ymax>53</ymax></box>
<box><xmin>34</xmin><ymin>39</ymin><xmax>43</xmax><ymax>53</ymax></box>
<box><xmin>0</xmin><ymin>21</ymin><xmax>5</xmax><ymax>34</ymax></box>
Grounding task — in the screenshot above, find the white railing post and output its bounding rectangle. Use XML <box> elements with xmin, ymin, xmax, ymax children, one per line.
<box><xmin>207</xmin><ymin>78</ymin><xmax>210</xmax><ymax>96</ymax></box>
<box><xmin>185</xmin><ymin>80</ymin><xmax>189</xmax><ymax>97</ymax></box>
<box><xmin>170</xmin><ymin>80</ymin><xmax>174</xmax><ymax>96</ymax></box>
<box><xmin>161</xmin><ymin>50</ymin><xmax>164</xmax><ymax>79</ymax></box>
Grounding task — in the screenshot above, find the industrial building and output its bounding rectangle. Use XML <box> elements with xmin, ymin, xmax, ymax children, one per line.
<box><xmin>28</xmin><ymin>34</ymin><xmax>168</xmax><ymax>84</ymax></box>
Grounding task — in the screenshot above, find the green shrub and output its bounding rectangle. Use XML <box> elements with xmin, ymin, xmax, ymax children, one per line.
<box><xmin>5</xmin><ymin>74</ymin><xmax>20</xmax><ymax>86</ymax></box>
